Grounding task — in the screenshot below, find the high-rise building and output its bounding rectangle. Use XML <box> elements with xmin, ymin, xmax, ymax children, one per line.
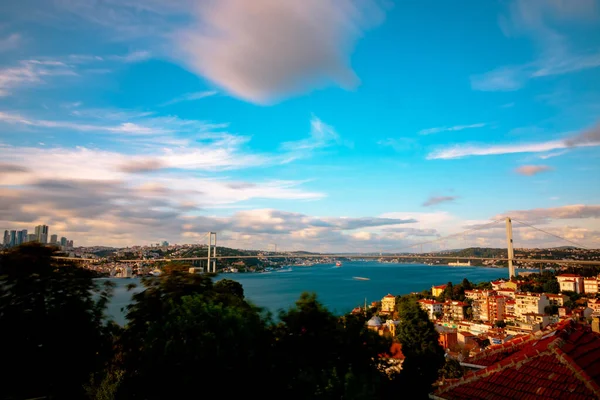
<box><xmin>60</xmin><ymin>237</ymin><xmax>67</xmax><ymax>247</ymax></box>
<box><xmin>67</xmin><ymin>240</ymin><xmax>74</xmax><ymax>248</ymax></box>
<box><xmin>19</xmin><ymin>229</ymin><xmax>28</xmax><ymax>244</ymax></box>
<box><xmin>9</xmin><ymin>230</ymin><xmax>16</xmax><ymax>247</ymax></box>
<box><xmin>35</xmin><ymin>225</ymin><xmax>49</xmax><ymax>244</ymax></box>
<box><xmin>3</xmin><ymin>230</ymin><xmax>9</xmax><ymax>247</ymax></box>
<box><xmin>50</xmin><ymin>234</ymin><xmax>58</xmax><ymax>245</ymax></box>
<box><xmin>28</xmin><ymin>234</ymin><xmax>37</xmax><ymax>242</ymax></box>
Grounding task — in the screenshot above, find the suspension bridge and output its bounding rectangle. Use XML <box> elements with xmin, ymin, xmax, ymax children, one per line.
<box><xmin>52</xmin><ymin>217</ymin><xmax>600</xmax><ymax>278</ymax></box>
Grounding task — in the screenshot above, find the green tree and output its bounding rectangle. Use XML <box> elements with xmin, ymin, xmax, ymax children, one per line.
<box><xmin>461</xmin><ymin>278</ymin><xmax>473</xmax><ymax>291</ymax></box>
<box><xmin>214</xmin><ymin>278</ymin><xmax>245</xmax><ymax>299</ymax></box>
<box><xmin>0</xmin><ymin>244</ymin><xmax>115</xmax><ymax>399</ymax></box>
<box><xmin>271</xmin><ymin>293</ymin><xmax>390</xmax><ymax>399</ymax></box>
<box><xmin>107</xmin><ymin>269</ymin><xmax>269</xmax><ymax>399</ymax></box>
<box><xmin>439</xmin><ymin>358</ymin><xmax>465</xmax><ymax>380</ymax></box>
<box><xmin>543</xmin><ymin>279</ymin><xmax>560</xmax><ymax>294</ymax></box>
<box><xmin>396</xmin><ymin>300</ymin><xmax>445</xmax><ymax>398</ymax></box>
<box><xmin>442</xmin><ymin>282</ymin><xmax>454</xmax><ymax>300</ymax></box>
<box><xmin>544</xmin><ymin>305</ymin><xmax>559</xmax><ymax>315</ymax></box>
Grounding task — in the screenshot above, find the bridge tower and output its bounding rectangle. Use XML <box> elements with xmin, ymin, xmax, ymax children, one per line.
<box><xmin>505</xmin><ymin>217</ymin><xmax>516</xmax><ymax>279</ymax></box>
<box><xmin>207</xmin><ymin>232</ymin><xmax>217</xmax><ymax>273</ymax></box>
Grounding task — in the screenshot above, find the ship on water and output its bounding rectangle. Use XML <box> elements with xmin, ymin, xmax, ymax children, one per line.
<box><xmin>448</xmin><ymin>260</ymin><xmax>471</xmax><ymax>266</ymax></box>
<box><xmin>335</xmin><ymin>261</ymin><xmax>342</xmax><ymax>267</ymax></box>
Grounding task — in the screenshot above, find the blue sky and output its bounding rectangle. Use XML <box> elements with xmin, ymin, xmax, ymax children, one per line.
<box><xmin>0</xmin><ymin>0</ymin><xmax>599</xmax><ymax>250</ymax></box>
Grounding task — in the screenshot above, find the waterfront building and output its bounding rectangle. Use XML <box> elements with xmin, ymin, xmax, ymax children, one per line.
<box><xmin>588</xmin><ymin>298</ymin><xmax>600</xmax><ymax>315</ymax></box>
<box><xmin>418</xmin><ymin>299</ymin><xmax>443</xmax><ymax>320</ymax></box>
<box><xmin>438</xmin><ymin>329</ymin><xmax>458</xmax><ymax>350</ymax></box>
<box><xmin>443</xmin><ymin>300</ymin><xmax>468</xmax><ymax>321</ymax></box>
<box><xmin>496</xmin><ymin>288</ymin><xmax>516</xmax><ymax>299</ymax></box>
<box><xmin>556</xmin><ymin>274</ymin><xmax>584</xmax><ymax>293</ymax></box>
<box><xmin>432</xmin><ymin>284</ymin><xmax>447</xmax><ymax>297</ymax></box>
<box><xmin>546</xmin><ymin>293</ymin><xmax>568</xmax><ymax>307</ymax></box>
<box><xmin>584</xmin><ymin>277</ymin><xmax>599</xmax><ymax>294</ymax></box>
<box><xmin>380</xmin><ymin>294</ymin><xmax>396</xmax><ymax>314</ymax></box>
<box><xmin>514</xmin><ymin>293</ymin><xmax>550</xmax><ymax>321</ymax></box>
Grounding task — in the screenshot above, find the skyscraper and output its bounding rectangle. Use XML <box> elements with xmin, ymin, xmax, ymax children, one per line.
<box><xmin>9</xmin><ymin>230</ymin><xmax>16</xmax><ymax>247</ymax></box>
<box><xmin>3</xmin><ymin>230</ymin><xmax>9</xmax><ymax>247</ymax></box>
<box><xmin>19</xmin><ymin>229</ymin><xmax>28</xmax><ymax>244</ymax></box>
<box><xmin>50</xmin><ymin>234</ymin><xmax>58</xmax><ymax>245</ymax></box>
<box><xmin>28</xmin><ymin>234</ymin><xmax>37</xmax><ymax>242</ymax></box>
<box><xmin>60</xmin><ymin>237</ymin><xmax>67</xmax><ymax>247</ymax></box>
<box><xmin>35</xmin><ymin>225</ymin><xmax>49</xmax><ymax>244</ymax></box>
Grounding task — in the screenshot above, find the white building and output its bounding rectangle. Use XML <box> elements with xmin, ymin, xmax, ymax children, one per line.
<box><xmin>584</xmin><ymin>277</ymin><xmax>599</xmax><ymax>294</ymax></box>
<box><xmin>515</xmin><ymin>293</ymin><xmax>550</xmax><ymax>321</ymax></box>
<box><xmin>418</xmin><ymin>299</ymin><xmax>443</xmax><ymax>320</ymax></box>
<box><xmin>556</xmin><ymin>274</ymin><xmax>584</xmax><ymax>294</ymax></box>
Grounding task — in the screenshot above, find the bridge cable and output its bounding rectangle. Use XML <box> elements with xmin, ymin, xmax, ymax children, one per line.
<box><xmin>512</xmin><ymin>219</ymin><xmax>590</xmax><ymax>250</ymax></box>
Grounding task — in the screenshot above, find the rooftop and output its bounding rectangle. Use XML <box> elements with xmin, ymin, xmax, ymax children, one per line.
<box><xmin>432</xmin><ymin>320</ymin><xmax>600</xmax><ymax>400</ymax></box>
<box><xmin>557</xmin><ymin>274</ymin><xmax>582</xmax><ymax>278</ymax></box>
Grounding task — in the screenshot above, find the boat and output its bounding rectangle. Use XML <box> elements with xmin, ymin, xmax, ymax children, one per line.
<box><xmin>277</xmin><ymin>267</ymin><xmax>293</xmax><ymax>272</ymax></box>
<box><xmin>335</xmin><ymin>261</ymin><xmax>342</xmax><ymax>267</ymax></box>
<box><xmin>353</xmin><ymin>276</ymin><xmax>370</xmax><ymax>281</ymax></box>
<box><xmin>448</xmin><ymin>260</ymin><xmax>471</xmax><ymax>266</ymax></box>
<box><xmin>150</xmin><ymin>268</ymin><xmax>162</xmax><ymax>276</ymax></box>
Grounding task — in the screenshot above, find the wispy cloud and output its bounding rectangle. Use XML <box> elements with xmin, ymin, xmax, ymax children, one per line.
<box><xmin>0</xmin><ymin>110</ymin><xmax>229</xmax><ymax>139</ymax></box>
<box><xmin>377</xmin><ymin>137</ymin><xmax>417</xmax><ymax>151</ymax></box>
<box><xmin>0</xmin><ymin>33</ymin><xmax>21</xmax><ymax>52</ymax></box>
<box><xmin>0</xmin><ymin>60</ymin><xmax>76</xmax><ymax>96</ymax></box>
<box><xmin>514</xmin><ymin>165</ymin><xmax>553</xmax><ymax>176</ymax></box>
<box><xmin>422</xmin><ymin>196</ymin><xmax>457</xmax><ymax>207</ymax></box>
<box><xmin>473</xmin><ymin>0</ymin><xmax>600</xmax><ymax>91</ymax></box>
<box><xmin>160</xmin><ymin>90</ymin><xmax>217</xmax><ymax>107</ymax></box>
<box><xmin>428</xmin><ymin>122</ymin><xmax>600</xmax><ymax>159</ymax></box>
<box><xmin>538</xmin><ymin>150</ymin><xmax>567</xmax><ymax>159</ymax></box>
<box><xmin>280</xmin><ymin>116</ymin><xmax>342</xmax><ymax>160</ymax></box>
<box><xmin>107</xmin><ymin>50</ymin><xmax>151</xmax><ymax>63</ymax></box>
<box><xmin>418</xmin><ymin>123</ymin><xmax>486</xmax><ymax>135</ymax></box>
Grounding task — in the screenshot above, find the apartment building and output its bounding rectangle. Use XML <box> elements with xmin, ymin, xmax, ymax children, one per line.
<box><xmin>515</xmin><ymin>293</ymin><xmax>550</xmax><ymax>321</ymax></box>
<box><xmin>418</xmin><ymin>299</ymin><xmax>443</xmax><ymax>320</ymax></box>
<box><xmin>556</xmin><ymin>274</ymin><xmax>584</xmax><ymax>294</ymax></box>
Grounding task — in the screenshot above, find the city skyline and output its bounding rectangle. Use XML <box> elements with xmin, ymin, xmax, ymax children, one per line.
<box><xmin>2</xmin><ymin>224</ymin><xmax>72</xmax><ymax>248</ymax></box>
<box><xmin>0</xmin><ymin>0</ymin><xmax>599</xmax><ymax>250</ymax></box>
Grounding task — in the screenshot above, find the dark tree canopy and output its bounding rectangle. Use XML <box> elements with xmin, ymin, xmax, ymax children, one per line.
<box><xmin>0</xmin><ymin>244</ymin><xmax>115</xmax><ymax>399</ymax></box>
<box><xmin>396</xmin><ymin>300</ymin><xmax>445</xmax><ymax>398</ymax></box>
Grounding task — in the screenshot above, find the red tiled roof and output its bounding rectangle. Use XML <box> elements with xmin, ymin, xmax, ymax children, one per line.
<box><xmin>433</xmin><ymin>320</ymin><xmax>600</xmax><ymax>400</ymax></box>
<box><xmin>558</xmin><ymin>274</ymin><xmax>582</xmax><ymax>278</ymax></box>
<box><xmin>419</xmin><ymin>299</ymin><xmax>443</xmax><ymax>305</ymax></box>
<box><xmin>433</xmin><ymin>284</ymin><xmax>448</xmax><ymax>289</ymax></box>
<box><xmin>383</xmin><ymin>294</ymin><xmax>395</xmax><ymax>298</ymax></box>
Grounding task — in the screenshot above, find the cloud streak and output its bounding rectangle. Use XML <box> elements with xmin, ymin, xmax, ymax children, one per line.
<box><xmin>514</xmin><ymin>165</ymin><xmax>553</xmax><ymax>176</ymax></box>
<box><xmin>422</xmin><ymin>196</ymin><xmax>457</xmax><ymax>207</ymax></box>
<box><xmin>427</xmin><ymin>122</ymin><xmax>600</xmax><ymax>159</ymax></box>
<box><xmin>419</xmin><ymin>123</ymin><xmax>486</xmax><ymax>135</ymax></box>
<box><xmin>160</xmin><ymin>90</ymin><xmax>218</xmax><ymax>106</ymax></box>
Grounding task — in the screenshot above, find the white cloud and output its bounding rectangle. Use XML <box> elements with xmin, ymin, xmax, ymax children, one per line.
<box><xmin>427</xmin><ymin>140</ymin><xmax>568</xmax><ymax>159</ymax></box>
<box><xmin>0</xmin><ymin>60</ymin><xmax>76</xmax><ymax>96</ymax></box>
<box><xmin>280</xmin><ymin>116</ymin><xmax>343</xmax><ymax>160</ymax></box>
<box><xmin>427</xmin><ymin>122</ymin><xmax>600</xmax><ymax>159</ymax></box>
<box><xmin>0</xmin><ymin>33</ymin><xmax>21</xmax><ymax>52</ymax></box>
<box><xmin>514</xmin><ymin>165</ymin><xmax>553</xmax><ymax>176</ymax></box>
<box><xmin>418</xmin><ymin>123</ymin><xmax>487</xmax><ymax>135</ymax></box>
<box><xmin>160</xmin><ymin>90</ymin><xmax>218</xmax><ymax>106</ymax></box>
<box><xmin>172</xmin><ymin>0</ymin><xmax>386</xmax><ymax>104</ymax></box>
<box><xmin>422</xmin><ymin>196</ymin><xmax>458</xmax><ymax>207</ymax></box>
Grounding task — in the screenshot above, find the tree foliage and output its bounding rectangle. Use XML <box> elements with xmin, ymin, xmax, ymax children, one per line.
<box><xmin>0</xmin><ymin>244</ymin><xmax>115</xmax><ymax>399</ymax></box>
<box><xmin>396</xmin><ymin>300</ymin><xmax>445</xmax><ymax>397</ymax></box>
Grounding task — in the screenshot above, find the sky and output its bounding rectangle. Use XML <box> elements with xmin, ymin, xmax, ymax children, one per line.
<box><xmin>0</xmin><ymin>0</ymin><xmax>599</xmax><ymax>251</ymax></box>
